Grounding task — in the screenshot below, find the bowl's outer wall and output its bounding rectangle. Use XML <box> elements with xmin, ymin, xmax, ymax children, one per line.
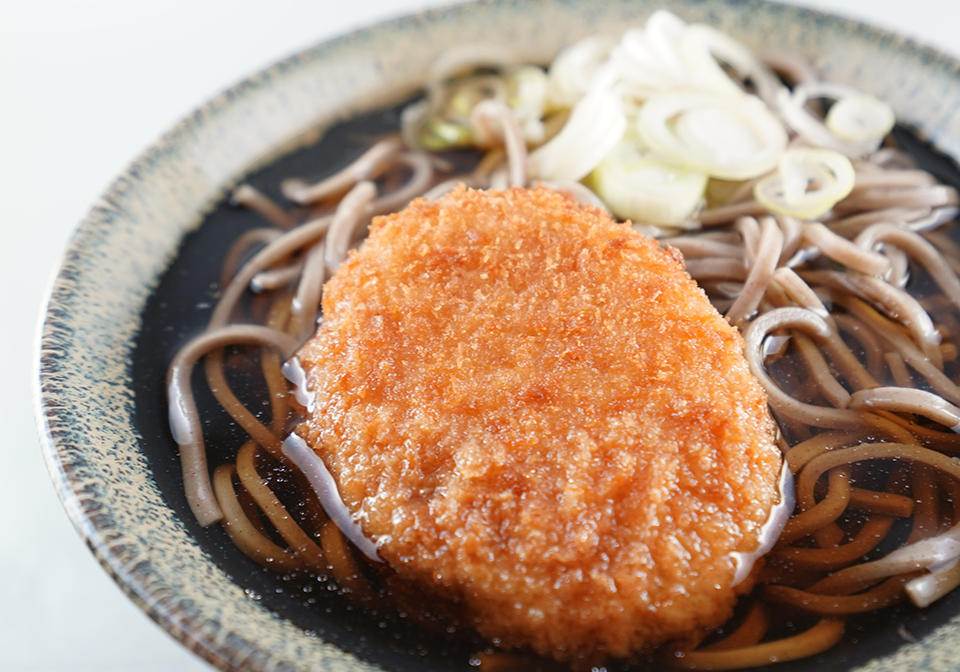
<box><xmin>35</xmin><ymin>0</ymin><xmax>960</xmax><ymax>671</ymax></box>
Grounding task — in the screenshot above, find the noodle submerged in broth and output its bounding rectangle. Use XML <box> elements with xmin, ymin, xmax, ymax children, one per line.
<box><xmin>157</xmin><ymin>9</ymin><xmax>960</xmax><ymax>670</ymax></box>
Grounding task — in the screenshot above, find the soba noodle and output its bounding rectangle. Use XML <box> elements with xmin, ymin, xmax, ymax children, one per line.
<box><xmin>165</xmin><ymin>10</ymin><xmax>960</xmax><ymax>669</ymax></box>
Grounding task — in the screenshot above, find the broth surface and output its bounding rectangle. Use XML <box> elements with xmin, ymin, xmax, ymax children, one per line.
<box><xmin>133</xmin><ymin>100</ymin><xmax>960</xmax><ymax>671</ymax></box>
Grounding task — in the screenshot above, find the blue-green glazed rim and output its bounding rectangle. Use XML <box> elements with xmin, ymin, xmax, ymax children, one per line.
<box><xmin>34</xmin><ymin>1</ymin><xmax>960</xmax><ymax>671</ymax></box>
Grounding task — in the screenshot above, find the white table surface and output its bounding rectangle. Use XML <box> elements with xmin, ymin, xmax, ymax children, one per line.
<box><xmin>3</xmin><ymin>1</ymin><xmax>958</xmax><ymax>670</ymax></box>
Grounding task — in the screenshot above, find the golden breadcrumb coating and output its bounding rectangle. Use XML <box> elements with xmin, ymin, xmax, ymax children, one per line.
<box><xmin>297</xmin><ymin>185</ymin><xmax>782</xmax><ymax>666</ymax></box>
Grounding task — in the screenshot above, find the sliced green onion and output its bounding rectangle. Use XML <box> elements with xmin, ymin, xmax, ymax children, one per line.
<box><xmin>507</xmin><ymin>65</ymin><xmax>549</xmax><ymax>143</ymax></box>
<box><xmin>826</xmin><ymin>93</ymin><xmax>896</xmax><ymax>144</ymax></box>
<box><xmin>546</xmin><ymin>34</ymin><xmax>618</xmax><ymax>109</ymax></box>
<box><xmin>778</xmin><ymin>82</ymin><xmax>890</xmax><ymax>158</ymax></box>
<box><xmin>446</xmin><ymin>75</ymin><xmax>506</xmax><ymax>122</ymax></box>
<box><xmin>754</xmin><ymin>147</ymin><xmax>855</xmax><ymax>220</ymax></box>
<box><xmin>678</xmin><ymin>24</ymin><xmax>784</xmax><ymax>104</ymax></box>
<box><xmin>638</xmin><ymin>91</ymin><xmax>787</xmax><ymax>180</ymax></box>
<box><xmin>613</xmin><ymin>11</ymin><xmax>688</xmax><ymax>97</ymax></box>
<box><xmin>589</xmin><ymin>136</ymin><xmax>707</xmax><ymax>226</ymax></box>
<box><xmin>418</xmin><ymin>118</ymin><xmax>475</xmax><ymax>150</ymax></box>
<box><xmin>528</xmin><ymin>84</ymin><xmax>627</xmax><ymax>183</ymax></box>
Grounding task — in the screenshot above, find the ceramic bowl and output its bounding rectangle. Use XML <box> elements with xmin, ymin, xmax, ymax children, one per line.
<box><xmin>35</xmin><ymin>0</ymin><xmax>960</xmax><ymax>670</ymax></box>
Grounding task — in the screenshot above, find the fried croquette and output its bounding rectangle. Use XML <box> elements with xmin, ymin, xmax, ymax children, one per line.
<box><xmin>296</xmin><ymin>185</ymin><xmax>783</xmax><ymax>666</ymax></box>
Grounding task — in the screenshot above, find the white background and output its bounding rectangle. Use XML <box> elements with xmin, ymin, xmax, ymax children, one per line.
<box><xmin>3</xmin><ymin>1</ymin><xmax>959</xmax><ymax>670</ymax></box>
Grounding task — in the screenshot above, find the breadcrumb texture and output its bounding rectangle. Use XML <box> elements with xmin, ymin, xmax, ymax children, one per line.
<box><xmin>297</xmin><ymin>185</ymin><xmax>782</xmax><ymax>665</ymax></box>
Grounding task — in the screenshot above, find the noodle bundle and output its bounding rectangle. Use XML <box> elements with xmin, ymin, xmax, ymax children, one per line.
<box><xmin>165</xmin><ymin>9</ymin><xmax>960</xmax><ymax>670</ymax></box>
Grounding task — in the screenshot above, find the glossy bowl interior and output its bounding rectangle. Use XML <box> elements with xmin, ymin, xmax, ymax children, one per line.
<box><xmin>36</xmin><ymin>0</ymin><xmax>960</xmax><ymax>671</ymax></box>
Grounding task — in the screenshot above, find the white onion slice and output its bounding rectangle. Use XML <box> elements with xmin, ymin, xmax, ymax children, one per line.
<box><xmin>281</xmin><ymin>434</ymin><xmax>383</xmax><ymax>563</ymax></box>
<box><xmin>754</xmin><ymin>147</ymin><xmax>855</xmax><ymax>220</ymax></box>
<box><xmin>529</xmin><ymin>83</ymin><xmax>627</xmax><ymax>182</ymax></box>
<box><xmin>589</xmin><ymin>136</ymin><xmax>707</xmax><ymax>226</ymax></box>
<box><xmin>638</xmin><ymin>91</ymin><xmax>787</xmax><ymax>180</ymax></box>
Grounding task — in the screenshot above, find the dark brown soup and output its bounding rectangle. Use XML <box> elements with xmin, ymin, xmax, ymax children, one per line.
<box><xmin>131</xmin><ymin>95</ymin><xmax>960</xmax><ymax>672</ymax></box>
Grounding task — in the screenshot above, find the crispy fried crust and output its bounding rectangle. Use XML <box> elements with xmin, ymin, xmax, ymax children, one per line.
<box><xmin>297</xmin><ymin>185</ymin><xmax>782</xmax><ymax>665</ymax></box>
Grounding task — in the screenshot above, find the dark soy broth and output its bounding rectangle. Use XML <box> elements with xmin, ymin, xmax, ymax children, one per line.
<box><xmin>132</xmin><ymin>97</ymin><xmax>960</xmax><ymax>671</ymax></box>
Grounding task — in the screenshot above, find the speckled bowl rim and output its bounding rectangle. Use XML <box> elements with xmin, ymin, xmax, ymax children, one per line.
<box><xmin>34</xmin><ymin>1</ymin><xmax>960</xmax><ymax>671</ymax></box>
